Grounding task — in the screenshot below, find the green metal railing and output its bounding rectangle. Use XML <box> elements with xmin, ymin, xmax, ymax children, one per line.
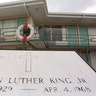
<box><xmin>0</xmin><ymin>27</ymin><xmax>96</xmax><ymax>47</ymax></box>
<box><xmin>0</xmin><ymin>27</ymin><xmax>40</xmax><ymax>42</ymax></box>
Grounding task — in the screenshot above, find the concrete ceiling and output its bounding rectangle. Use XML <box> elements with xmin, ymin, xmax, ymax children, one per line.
<box><xmin>0</xmin><ymin>0</ymin><xmax>96</xmax><ymax>26</ymax></box>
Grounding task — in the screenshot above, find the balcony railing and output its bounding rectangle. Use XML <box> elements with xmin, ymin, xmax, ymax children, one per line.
<box><xmin>0</xmin><ymin>27</ymin><xmax>96</xmax><ymax>47</ymax></box>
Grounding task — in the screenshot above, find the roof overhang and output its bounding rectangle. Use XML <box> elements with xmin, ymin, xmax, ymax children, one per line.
<box><xmin>0</xmin><ymin>0</ymin><xmax>96</xmax><ymax>26</ymax></box>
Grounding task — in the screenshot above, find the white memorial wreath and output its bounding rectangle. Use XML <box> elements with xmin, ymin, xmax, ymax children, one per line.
<box><xmin>16</xmin><ymin>24</ymin><xmax>34</xmax><ymax>41</ymax></box>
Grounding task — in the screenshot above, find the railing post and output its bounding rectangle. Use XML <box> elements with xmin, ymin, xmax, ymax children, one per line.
<box><xmin>85</xmin><ymin>47</ymin><xmax>89</xmax><ymax>64</ymax></box>
<box><xmin>0</xmin><ymin>29</ymin><xmax>1</xmax><ymax>42</ymax></box>
<box><xmin>23</xmin><ymin>42</ymin><xmax>26</xmax><ymax>50</ymax></box>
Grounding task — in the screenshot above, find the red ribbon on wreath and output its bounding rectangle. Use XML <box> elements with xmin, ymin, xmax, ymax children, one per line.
<box><xmin>23</xmin><ymin>22</ymin><xmax>28</xmax><ymax>29</ymax></box>
<box><xmin>22</xmin><ymin>35</ymin><xmax>27</xmax><ymax>42</ymax></box>
<box><xmin>22</xmin><ymin>23</ymin><xmax>28</xmax><ymax>42</ymax></box>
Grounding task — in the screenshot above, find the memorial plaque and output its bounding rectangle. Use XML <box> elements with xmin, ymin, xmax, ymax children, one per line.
<box><xmin>0</xmin><ymin>50</ymin><xmax>96</xmax><ymax>96</ymax></box>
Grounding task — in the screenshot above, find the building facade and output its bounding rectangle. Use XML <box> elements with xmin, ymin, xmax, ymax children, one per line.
<box><xmin>0</xmin><ymin>0</ymin><xmax>96</xmax><ymax>71</ymax></box>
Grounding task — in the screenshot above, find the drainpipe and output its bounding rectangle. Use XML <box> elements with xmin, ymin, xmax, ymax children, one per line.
<box><xmin>76</xmin><ymin>14</ymin><xmax>86</xmax><ymax>46</ymax></box>
<box><xmin>85</xmin><ymin>47</ymin><xmax>90</xmax><ymax>65</ymax></box>
<box><xmin>23</xmin><ymin>2</ymin><xmax>35</xmax><ymax>50</ymax></box>
<box><xmin>76</xmin><ymin>24</ymin><xmax>79</xmax><ymax>46</ymax></box>
<box><xmin>23</xmin><ymin>2</ymin><xmax>35</xmax><ymax>26</ymax></box>
<box><xmin>23</xmin><ymin>2</ymin><xmax>30</xmax><ymax>17</ymax></box>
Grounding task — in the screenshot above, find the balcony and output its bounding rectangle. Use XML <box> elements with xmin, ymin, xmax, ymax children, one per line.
<box><xmin>0</xmin><ymin>27</ymin><xmax>96</xmax><ymax>50</ymax></box>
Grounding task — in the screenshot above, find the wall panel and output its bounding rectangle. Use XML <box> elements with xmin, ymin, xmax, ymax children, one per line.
<box><xmin>79</xmin><ymin>27</ymin><xmax>89</xmax><ymax>46</ymax></box>
<box><xmin>67</xmin><ymin>26</ymin><xmax>77</xmax><ymax>46</ymax></box>
<box><xmin>88</xmin><ymin>27</ymin><xmax>96</xmax><ymax>46</ymax></box>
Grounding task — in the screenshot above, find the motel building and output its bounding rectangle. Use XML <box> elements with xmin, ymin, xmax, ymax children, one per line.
<box><xmin>0</xmin><ymin>0</ymin><xmax>96</xmax><ymax>71</ymax></box>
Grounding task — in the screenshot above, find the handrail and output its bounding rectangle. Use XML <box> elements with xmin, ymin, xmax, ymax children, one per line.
<box><xmin>0</xmin><ymin>27</ymin><xmax>96</xmax><ymax>46</ymax></box>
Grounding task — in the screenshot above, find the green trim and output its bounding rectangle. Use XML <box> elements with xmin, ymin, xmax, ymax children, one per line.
<box><xmin>79</xmin><ymin>27</ymin><xmax>89</xmax><ymax>46</ymax></box>
<box><xmin>67</xmin><ymin>26</ymin><xmax>77</xmax><ymax>46</ymax></box>
<box><xmin>17</xmin><ymin>18</ymin><xmax>27</xmax><ymax>27</ymax></box>
<box><xmin>17</xmin><ymin>18</ymin><xmax>27</xmax><ymax>36</ymax></box>
<box><xmin>81</xmin><ymin>53</ymin><xmax>91</xmax><ymax>65</ymax></box>
<box><xmin>39</xmin><ymin>26</ymin><xmax>47</xmax><ymax>40</ymax></box>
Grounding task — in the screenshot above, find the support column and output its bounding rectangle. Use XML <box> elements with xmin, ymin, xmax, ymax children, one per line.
<box><xmin>85</xmin><ymin>47</ymin><xmax>91</xmax><ymax>65</ymax></box>
<box><xmin>76</xmin><ymin>24</ymin><xmax>80</xmax><ymax>46</ymax></box>
<box><xmin>27</xmin><ymin>16</ymin><xmax>35</xmax><ymax>26</ymax></box>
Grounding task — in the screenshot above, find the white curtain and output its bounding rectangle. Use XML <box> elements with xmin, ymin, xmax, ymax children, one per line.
<box><xmin>0</xmin><ymin>21</ymin><xmax>3</xmax><ymax>38</ymax></box>
<box><xmin>0</xmin><ymin>21</ymin><xmax>3</xmax><ymax>28</ymax></box>
<box><xmin>3</xmin><ymin>19</ymin><xmax>17</xmax><ymax>36</ymax></box>
<box><xmin>62</xmin><ymin>26</ymin><xmax>67</xmax><ymax>41</ymax></box>
<box><xmin>88</xmin><ymin>27</ymin><xmax>96</xmax><ymax>45</ymax></box>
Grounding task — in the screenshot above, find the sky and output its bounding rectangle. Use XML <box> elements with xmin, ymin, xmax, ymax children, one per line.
<box><xmin>0</xmin><ymin>0</ymin><xmax>96</xmax><ymax>13</ymax></box>
<box><xmin>46</xmin><ymin>0</ymin><xmax>96</xmax><ymax>13</ymax></box>
<box><xmin>0</xmin><ymin>0</ymin><xmax>20</xmax><ymax>3</ymax></box>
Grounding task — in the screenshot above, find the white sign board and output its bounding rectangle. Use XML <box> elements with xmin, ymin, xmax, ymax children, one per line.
<box><xmin>0</xmin><ymin>50</ymin><xmax>96</xmax><ymax>96</ymax></box>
